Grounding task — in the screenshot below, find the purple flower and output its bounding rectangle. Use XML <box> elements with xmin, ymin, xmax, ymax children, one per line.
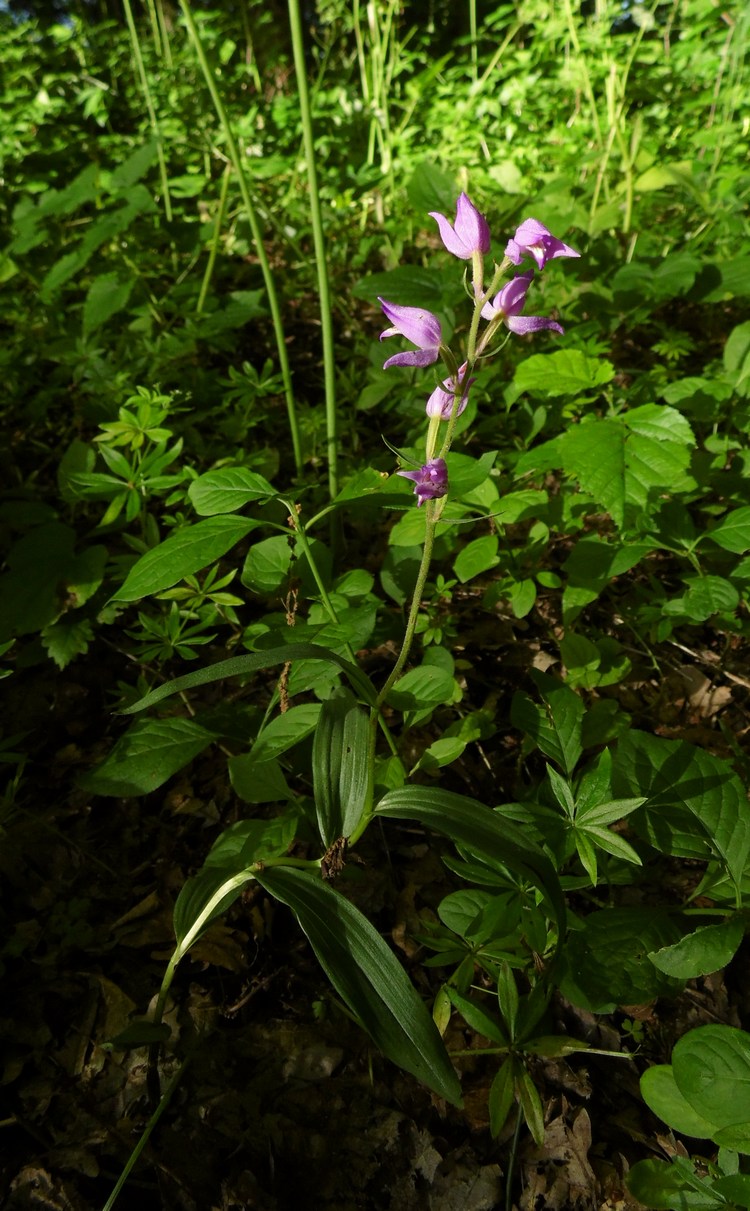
<box><xmin>505</xmin><ymin>218</ymin><xmax>580</xmax><ymax>271</ymax></box>
<box><xmin>379</xmin><ymin>298</ymin><xmax>442</xmax><ymax>369</ymax></box>
<box><xmin>481</xmin><ymin>271</ymin><xmax>563</xmax><ymax>336</ymax></box>
<box><xmin>426</xmin><ymin>363</ymin><xmax>475</xmax><ymax>419</ymax></box>
<box><xmin>398</xmin><ymin>458</ymin><xmax>449</xmax><ymax>507</ymax></box>
<box><xmin>428</xmin><ymin>192</ymin><xmax>491</xmax><ymax>260</ymax></box>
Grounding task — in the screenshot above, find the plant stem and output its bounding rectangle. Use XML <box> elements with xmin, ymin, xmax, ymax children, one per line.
<box><xmin>195</xmin><ymin>162</ymin><xmax>231</xmax><ymax>316</ymax></box>
<box><xmin>287</xmin><ymin>0</ymin><xmax>338</xmax><ymax>501</ymax></box>
<box><xmin>122</xmin><ymin>0</ymin><xmax>173</xmax><ymax>223</ymax></box>
<box><xmin>376</xmin><ymin>502</ymin><xmax>438</xmax><ymax>708</ymax></box>
<box><xmin>103</xmin><ymin>1054</ymin><xmax>191</xmax><ymax>1211</ymax></box>
<box><xmin>178</xmin><ymin>0</ymin><xmax>304</xmax><ymax>479</ymax></box>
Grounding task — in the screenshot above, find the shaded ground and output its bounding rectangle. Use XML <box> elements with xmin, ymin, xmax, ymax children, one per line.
<box><xmin>2</xmin><ymin>583</ymin><xmax>748</xmax><ymax>1210</ymax></box>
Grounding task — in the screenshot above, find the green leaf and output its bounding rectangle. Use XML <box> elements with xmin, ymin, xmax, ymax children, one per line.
<box><xmin>613</xmin><ymin>732</ymin><xmax>750</xmax><ymax>888</ymax></box>
<box><xmin>255</xmin><ymin>866</ymin><xmax>462</xmax><ymax>1105</ymax></box>
<box><xmin>114</xmin><ymin>517</ymin><xmax>260</xmax><ymax>602</ymax></box>
<box><xmin>173</xmin><ymin>867</ymin><xmax>255</xmax><ymax>953</ymax></box>
<box><xmin>445</xmin><ymin>987</ymin><xmax>508</xmax><ymax>1046</ymax></box>
<box><xmin>82</xmin><ymin>273</ymin><xmax>134</xmax><ymax>336</ymax></box>
<box><xmin>119</xmin><ymin>644</ymin><xmax>378</xmax><ymax>715</ymax></box>
<box><xmin>252</xmin><ymin>704</ymin><xmax>321</xmax><ymax>761</ymax></box>
<box><xmin>313</xmin><ymin>691</ymin><xmax>371</xmax><ymax>845</ymax></box>
<box><xmin>516</xmin><ymin>1066</ymin><xmax>545</xmax><ymax>1146</ymax></box>
<box><xmin>489</xmin><ymin>1058</ymin><xmax>516</xmax><ymax>1138</ymax></box>
<box><xmin>512</xmin><ymin>350</ymin><xmax>614</xmax><ymax>397</ymax></box>
<box><xmin>79</xmin><ymin>717</ymin><xmax>217</xmax><ymax>797</ymax></box>
<box><xmin>511</xmin><ymin>670</ymin><xmax>583</xmax><ymax>776</ymax></box>
<box><xmin>705</xmin><ymin>507</ymin><xmax>750</xmax><ymax>553</ymax></box>
<box><xmin>228</xmin><ymin>754</ymin><xmax>292</xmax><ymax>803</ymax></box>
<box><xmin>673</xmin><ymin>1026</ymin><xmax>750</xmax><ymax>1132</ymax></box>
<box><xmin>561</xmin><ymin>908</ymin><xmax>683</xmax><ymax>1012</ymax></box>
<box><xmin>385</xmin><ymin>664</ymin><xmax>455</xmax><ymax>712</ymax></box>
<box><xmin>640</xmin><ymin>1065</ymin><xmax>718</xmax><ymax>1139</ymax></box>
<box><xmin>677</xmin><ymin>575</ymin><xmax>740</xmax><ymax>621</ymax></box>
<box><xmin>453</xmin><ymin>535</ymin><xmax>500</xmax><ymax>583</ymax></box>
<box><xmin>241</xmin><ymin>535</ymin><xmax>292</xmax><ymax>594</ymax></box>
<box><xmin>374</xmin><ymin>785</ymin><xmax>566</xmax><ymax>947</ymax></box>
<box><xmin>649</xmin><ymin>918</ymin><xmax>744</xmax><ymax>980</ymax></box>
<box><xmin>187</xmin><ymin>468</ymin><xmax>277</xmax><ymax>516</ymax></box>
<box><xmin>627</xmin><ymin>1159</ymin><xmax>723</xmax><ymax>1210</ymax></box>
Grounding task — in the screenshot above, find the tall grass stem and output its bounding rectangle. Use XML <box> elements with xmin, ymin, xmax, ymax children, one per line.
<box><xmin>178</xmin><ymin>0</ymin><xmax>304</xmax><ymax>479</ymax></box>
<box><xmin>287</xmin><ymin>0</ymin><xmax>339</xmax><ymax>501</ymax></box>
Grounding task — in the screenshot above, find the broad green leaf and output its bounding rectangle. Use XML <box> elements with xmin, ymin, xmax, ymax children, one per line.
<box><xmin>252</xmin><ymin>704</ymin><xmax>321</xmax><ymax>762</ymax></box>
<box><xmin>353</xmin><ymin>264</ymin><xmax>450</xmax><ymax>308</ymax></box>
<box><xmin>446</xmin><ymin>449</ymin><xmax>498</xmax><ymax>498</ymax></box>
<box><xmin>453</xmin><ymin>535</ymin><xmax>499</xmax><ymax>583</ymax></box>
<box><xmin>713</xmin><ymin>1174</ymin><xmax>750</xmax><ymax>1202</ymax></box>
<box><xmin>0</xmin><ymin>524</ymin><xmax>107</xmax><ymax>640</ymax></box>
<box><xmin>627</xmin><ymin>1159</ymin><xmax>722</xmax><ymax>1210</ymax></box>
<box><xmin>79</xmin><ymin>717</ymin><xmax>217</xmax><ymax>797</ymax></box>
<box><xmin>313</xmin><ymin>691</ymin><xmax>371</xmax><ymax>845</ymax></box>
<box><xmin>558</xmin><ymin>419</ymin><xmax>626</xmax><ymax>527</ymax></box>
<box><xmin>385</xmin><ymin>664</ymin><xmax>455</xmax><ymax>712</ymax></box>
<box><xmin>649</xmin><ymin>918</ymin><xmax>744</xmax><ymax>979</ymax></box>
<box><xmin>228</xmin><ymin>754</ymin><xmax>292</xmax><ymax>803</ymax></box>
<box><xmin>114</xmin><ymin>517</ymin><xmax>260</xmax><ymax>602</ymax></box>
<box><xmin>83</xmin><ymin>273</ymin><xmax>134</xmax><ymax>336</ymax></box>
<box><xmin>512</xmin><ymin>350</ymin><xmax>614</xmax><ymax>397</ymax></box>
<box><xmin>613</xmin><ymin>731</ymin><xmax>750</xmax><ymax>888</ymax></box>
<box><xmin>119</xmin><ymin>644</ymin><xmax>378</xmax><ymax>715</ymax></box>
<box><xmin>202</xmin><ymin>814</ymin><xmax>298</xmax><ymax>872</ymax></box>
<box><xmin>510</xmin><ymin>670</ymin><xmax>583</xmax><ymax>776</ymax></box>
<box><xmin>561</xmin><ymin>908</ymin><xmax>683</xmax><ymax>1012</ymax></box>
<box><xmin>678</xmin><ymin>575</ymin><xmax>740</xmax><ymax>620</ymax></box>
<box><xmin>255</xmin><ymin>866</ymin><xmax>462</xmax><ymax>1105</ymax></box>
<box><xmin>673</xmin><ymin>1026</ymin><xmax>750</xmax><ymax>1133</ymax></box>
<box><xmin>187</xmin><ymin>467</ymin><xmax>276</xmax><ymax>516</ymax></box>
<box><xmin>640</xmin><ymin>1064</ymin><xmax>716</xmax><ymax>1139</ymax></box>
<box><xmin>241</xmin><ymin>535</ymin><xmax>293</xmax><ymax>594</ymax></box>
<box><xmin>705</xmin><ymin>507</ymin><xmax>750</xmax><ymax>553</ymax></box>
<box><xmin>374</xmin><ymin>785</ymin><xmax>566</xmax><ymax>946</ymax></box>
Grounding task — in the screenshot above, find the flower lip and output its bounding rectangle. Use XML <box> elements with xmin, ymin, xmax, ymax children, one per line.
<box><xmin>429</xmin><ymin>192</ymin><xmax>491</xmax><ymax>260</ymax></box>
<box><xmin>379</xmin><ymin>297</ymin><xmax>442</xmax><ymax>368</ymax></box>
<box><xmin>426</xmin><ymin>363</ymin><xmax>475</xmax><ymax>420</ymax></box>
<box><xmin>505</xmin><ymin>218</ymin><xmax>580</xmax><ymax>271</ymax></box>
<box><xmin>397</xmin><ymin>457</ymin><xmax>449</xmax><ymax>506</ymax></box>
<box><xmin>481</xmin><ymin>271</ymin><xmax>564</xmax><ymax>337</ymax></box>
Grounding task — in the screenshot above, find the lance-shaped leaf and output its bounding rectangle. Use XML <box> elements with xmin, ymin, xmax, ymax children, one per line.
<box><xmin>313</xmin><ymin>689</ymin><xmax>371</xmax><ymax>846</ymax></box>
<box><xmin>255</xmin><ymin>866</ymin><xmax>462</xmax><ymax>1107</ymax></box>
<box><xmin>374</xmin><ymin>786</ymin><xmax>566</xmax><ymax>947</ymax></box>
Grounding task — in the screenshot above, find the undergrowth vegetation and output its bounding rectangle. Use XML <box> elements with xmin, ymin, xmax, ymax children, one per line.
<box><xmin>2</xmin><ymin>1</ymin><xmax>750</xmax><ymax>1207</ymax></box>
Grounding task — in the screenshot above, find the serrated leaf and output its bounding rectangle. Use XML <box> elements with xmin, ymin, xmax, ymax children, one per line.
<box><xmin>79</xmin><ymin>717</ymin><xmax>217</xmax><ymax>797</ymax></box>
<box><xmin>255</xmin><ymin>866</ymin><xmax>462</xmax><ymax>1106</ymax></box>
<box><xmin>187</xmin><ymin>468</ymin><xmax>276</xmax><ymax>516</ymax></box>
<box><xmin>114</xmin><ymin>517</ymin><xmax>260</xmax><ymax>602</ymax></box>
<box><xmin>705</xmin><ymin>507</ymin><xmax>750</xmax><ymax>553</ymax></box>
<box><xmin>512</xmin><ymin>350</ymin><xmax>614</xmax><ymax>397</ymax></box>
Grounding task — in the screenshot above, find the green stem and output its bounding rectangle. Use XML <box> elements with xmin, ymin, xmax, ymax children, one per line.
<box><xmin>195</xmin><ymin>162</ymin><xmax>231</xmax><ymax>316</ymax></box>
<box><xmin>122</xmin><ymin>0</ymin><xmax>173</xmax><ymax>223</ymax></box>
<box><xmin>287</xmin><ymin>0</ymin><xmax>338</xmax><ymax>501</ymax></box>
<box><xmin>376</xmin><ymin>503</ymin><xmax>438</xmax><ymax>708</ymax></box>
<box><xmin>178</xmin><ymin>0</ymin><xmax>304</xmax><ymax>480</ymax></box>
<box><xmin>103</xmin><ymin>1054</ymin><xmax>191</xmax><ymax>1211</ymax></box>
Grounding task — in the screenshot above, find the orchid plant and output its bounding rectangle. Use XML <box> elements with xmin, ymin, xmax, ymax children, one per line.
<box><xmin>105</xmin><ymin>194</ymin><xmax>582</xmax><ymax>1202</ymax></box>
<box><xmin>378</xmin><ymin>193</ymin><xmax>578</xmax><ymax>698</ymax></box>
